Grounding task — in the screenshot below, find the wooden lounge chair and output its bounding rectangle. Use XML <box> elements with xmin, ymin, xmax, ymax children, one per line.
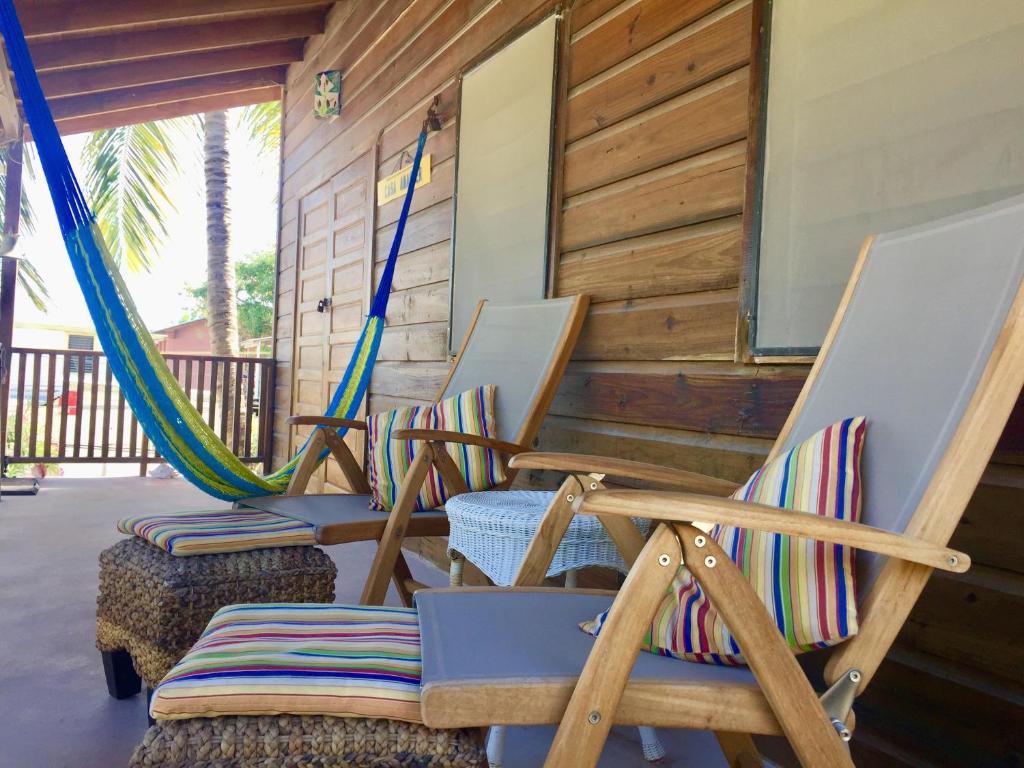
<box><xmin>97</xmin><ymin>296</ymin><xmax>587</xmax><ymax>695</ymax></box>
<box><xmin>130</xmin><ymin>196</ymin><xmax>1024</xmax><ymax>767</ymax></box>
<box><xmin>237</xmin><ymin>295</ymin><xmax>589</xmax><ymax>605</ymax></box>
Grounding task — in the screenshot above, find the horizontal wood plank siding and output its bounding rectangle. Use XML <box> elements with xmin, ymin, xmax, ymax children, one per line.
<box><xmin>274</xmin><ymin>1</ymin><xmax>1024</xmax><ymax>764</ymax></box>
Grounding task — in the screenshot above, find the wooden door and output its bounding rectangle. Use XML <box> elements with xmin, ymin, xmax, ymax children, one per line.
<box><xmin>290</xmin><ymin>151</ymin><xmax>375</xmax><ymax>493</ymax></box>
<box><xmin>322</xmin><ymin>150</ymin><xmax>375</xmax><ymax>493</ymax></box>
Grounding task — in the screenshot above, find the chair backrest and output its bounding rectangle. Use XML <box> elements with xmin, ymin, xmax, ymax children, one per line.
<box><xmin>438</xmin><ymin>296</ymin><xmax>589</xmax><ymax>446</ymax></box>
<box><xmin>775</xmin><ymin>195</ymin><xmax>1024</xmax><ymax>597</ymax></box>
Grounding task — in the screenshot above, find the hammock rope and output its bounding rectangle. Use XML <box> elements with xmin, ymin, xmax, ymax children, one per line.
<box><xmin>0</xmin><ymin>0</ymin><xmax>429</xmax><ymax>500</ymax></box>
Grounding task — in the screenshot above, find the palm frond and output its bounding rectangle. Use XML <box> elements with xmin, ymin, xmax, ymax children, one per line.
<box><xmin>0</xmin><ymin>141</ymin><xmax>34</xmax><ymax>236</ymax></box>
<box><xmin>237</xmin><ymin>101</ymin><xmax>281</xmax><ymax>159</ymax></box>
<box><xmin>83</xmin><ymin>119</ymin><xmax>190</xmax><ymax>272</ymax></box>
<box><xmin>15</xmin><ymin>256</ymin><xmax>49</xmax><ymax>311</ymax></box>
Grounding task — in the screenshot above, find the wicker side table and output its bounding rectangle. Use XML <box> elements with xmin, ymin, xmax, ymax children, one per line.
<box><xmin>445</xmin><ymin>490</ymin><xmax>664</xmax><ymax>765</ymax></box>
<box><xmin>96</xmin><ymin>537</ymin><xmax>337</xmax><ymax>695</ymax></box>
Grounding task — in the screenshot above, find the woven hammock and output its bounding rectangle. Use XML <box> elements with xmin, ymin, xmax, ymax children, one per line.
<box><xmin>0</xmin><ymin>0</ymin><xmax>427</xmax><ymax>500</ymax></box>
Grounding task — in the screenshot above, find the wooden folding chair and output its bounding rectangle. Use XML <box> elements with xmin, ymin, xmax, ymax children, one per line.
<box><xmin>428</xmin><ymin>195</ymin><xmax>1024</xmax><ymax>766</ymax></box>
<box><xmin>239</xmin><ymin>295</ymin><xmax>588</xmax><ymax>605</ymax></box>
<box><xmin>131</xmin><ymin>198</ymin><xmax>1024</xmax><ymax>767</ymax></box>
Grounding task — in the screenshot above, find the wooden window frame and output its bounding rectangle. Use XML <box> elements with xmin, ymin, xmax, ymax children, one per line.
<box><xmin>737</xmin><ymin>0</ymin><xmax>817</xmax><ymax>364</ymax></box>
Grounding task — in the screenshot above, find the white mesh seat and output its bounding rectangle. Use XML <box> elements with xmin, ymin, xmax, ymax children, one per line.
<box><xmin>446</xmin><ymin>490</ymin><xmax>651</xmax><ymax>586</ymax></box>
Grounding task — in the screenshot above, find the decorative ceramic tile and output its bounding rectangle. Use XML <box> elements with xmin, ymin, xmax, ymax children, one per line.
<box><xmin>313</xmin><ymin>70</ymin><xmax>342</xmax><ymax>118</ymax></box>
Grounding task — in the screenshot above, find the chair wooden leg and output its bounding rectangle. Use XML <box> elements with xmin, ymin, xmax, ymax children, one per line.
<box><xmin>512</xmin><ymin>475</ymin><xmax>582</xmax><ymax>587</ymax></box>
<box><xmin>284</xmin><ymin>429</ymin><xmax>326</xmax><ymax>495</ymax></box>
<box><xmin>715</xmin><ymin>732</ymin><xmax>765</xmax><ymax>768</ymax></box>
<box><xmin>545</xmin><ymin>525</ymin><xmax>681</xmax><ymax>768</ymax></box>
<box><xmin>360</xmin><ymin>447</ymin><xmax>433</xmax><ymax>605</ymax></box>
<box><xmin>391</xmin><ymin>548</ymin><xmax>417</xmax><ymax>608</ymax></box>
<box><xmin>677</xmin><ymin>525</ymin><xmax>853</xmax><ymax>768</ymax></box>
<box><xmin>101</xmin><ymin>649</ymin><xmax>141</xmax><ymax>700</ymax></box>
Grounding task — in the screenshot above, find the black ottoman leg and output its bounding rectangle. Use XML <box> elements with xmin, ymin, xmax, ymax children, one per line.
<box><xmin>101</xmin><ymin>649</ymin><xmax>142</xmax><ymax>699</ymax></box>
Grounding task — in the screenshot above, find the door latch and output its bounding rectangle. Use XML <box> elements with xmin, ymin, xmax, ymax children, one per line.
<box><xmin>316</xmin><ymin>297</ymin><xmax>332</xmax><ymax>313</ymax></box>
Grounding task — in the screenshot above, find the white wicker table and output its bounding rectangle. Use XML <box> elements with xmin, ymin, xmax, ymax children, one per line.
<box><xmin>445</xmin><ymin>489</ymin><xmax>663</xmax><ymax>765</ymax></box>
<box><xmin>446</xmin><ymin>489</ymin><xmax>651</xmax><ymax>585</ymax></box>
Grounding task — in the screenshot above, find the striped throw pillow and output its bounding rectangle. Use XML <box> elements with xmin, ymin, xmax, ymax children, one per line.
<box><xmin>583</xmin><ymin>417</ymin><xmax>866</xmax><ymax>665</ymax></box>
<box><xmin>366</xmin><ymin>385</ymin><xmax>505</xmax><ymax>512</ymax></box>
<box><xmin>149</xmin><ymin>603</ymin><xmax>422</xmax><ymax>721</ymax></box>
<box><xmin>118</xmin><ymin>509</ymin><xmax>316</xmax><ymax>556</ymax></box>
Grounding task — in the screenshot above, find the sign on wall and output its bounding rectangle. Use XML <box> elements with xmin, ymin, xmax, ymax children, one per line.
<box><xmin>377</xmin><ymin>154</ymin><xmax>432</xmax><ymax>205</ymax></box>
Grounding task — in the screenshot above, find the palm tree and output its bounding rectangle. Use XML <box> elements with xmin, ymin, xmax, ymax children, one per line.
<box><xmin>83</xmin><ymin>103</ymin><xmax>281</xmax><ymax>356</ymax></box>
<box><xmin>203</xmin><ymin>111</ymin><xmax>237</xmax><ymax>357</ymax></box>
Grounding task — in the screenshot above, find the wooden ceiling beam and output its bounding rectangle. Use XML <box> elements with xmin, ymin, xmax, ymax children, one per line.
<box><xmin>29</xmin><ymin>10</ymin><xmax>325</xmax><ymax>72</ymax></box>
<box><xmin>46</xmin><ymin>66</ymin><xmax>287</xmax><ymax>121</ymax></box>
<box><xmin>17</xmin><ymin>0</ymin><xmax>330</xmax><ymax>39</ymax></box>
<box><xmin>50</xmin><ymin>85</ymin><xmax>283</xmax><ymax>137</ymax></box>
<box><xmin>38</xmin><ymin>40</ymin><xmax>306</xmax><ymax>98</ymax></box>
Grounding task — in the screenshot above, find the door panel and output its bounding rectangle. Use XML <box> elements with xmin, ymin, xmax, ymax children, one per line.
<box><xmin>290</xmin><ymin>151</ymin><xmax>376</xmax><ymax>494</ymax></box>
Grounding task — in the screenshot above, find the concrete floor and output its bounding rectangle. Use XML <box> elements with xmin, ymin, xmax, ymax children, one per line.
<box><xmin>0</xmin><ymin>477</ymin><xmax>728</xmax><ymax>768</ymax></box>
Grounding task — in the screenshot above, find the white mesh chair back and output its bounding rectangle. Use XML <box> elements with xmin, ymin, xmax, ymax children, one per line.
<box><xmin>441</xmin><ymin>297</ymin><xmax>583</xmax><ymax>445</ymax></box>
<box><xmin>778</xmin><ymin>195</ymin><xmax>1024</xmax><ymax>592</ymax></box>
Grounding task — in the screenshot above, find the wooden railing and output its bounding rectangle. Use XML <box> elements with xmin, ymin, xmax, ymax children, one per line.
<box><xmin>2</xmin><ymin>347</ymin><xmax>275</xmax><ymax>474</ymax></box>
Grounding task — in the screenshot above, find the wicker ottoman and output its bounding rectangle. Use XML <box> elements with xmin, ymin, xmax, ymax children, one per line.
<box><xmin>97</xmin><ymin>537</ymin><xmax>337</xmax><ymax>693</ymax></box>
<box><xmin>130</xmin><ymin>716</ymin><xmax>486</xmax><ymax>768</ymax></box>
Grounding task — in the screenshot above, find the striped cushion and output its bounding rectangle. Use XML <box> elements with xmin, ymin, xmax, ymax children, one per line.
<box><xmin>366</xmin><ymin>385</ymin><xmax>505</xmax><ymax>512</ymax></box>
<box><xmin>583</xmin><ymin>417</ymin><xmax>866</xmax><ymax>665</ymax></box>
<box><xmin>150</xmin><ymin>604</ymin><xmax>422</xmax><ymax>721</ymax></box>
<box><xmin>118</xmin><ymin>509</ymin><xmax>316</xmax><ymax>556</ymax></box>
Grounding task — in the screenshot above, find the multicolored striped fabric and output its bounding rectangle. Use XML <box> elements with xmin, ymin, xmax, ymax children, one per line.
<box><xmin>118</xmin><ymin>509</ymin><xmax>316</xmax><ymax>556</ymax></box>
<box><xmin>0</xmin><ymin>0</ymin><xmax>432</xmax><ymax>500</ymax></box>
<box><xmin>583</xmin><ymin>417</ymin><xmax>866</xmax><ymax>665</ymax></box>
<box><xmin>366</xmin><ymin>385</ymin><xmax>505</xmax><ymax>512</ymax></box>
<box><xmin>150</xmin><ymin>604</ymin><xmax>422</xmax><ymax>721</ymax></box>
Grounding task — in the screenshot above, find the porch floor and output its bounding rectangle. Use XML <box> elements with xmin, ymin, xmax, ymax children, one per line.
<box><xmin>0</xmin><ymin>477</ymin><xmax>728</xmax><ymax>767</ymax></box>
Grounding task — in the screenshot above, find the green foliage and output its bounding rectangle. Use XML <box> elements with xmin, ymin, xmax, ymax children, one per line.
<box><xmin>14</xmin><ymin>257</ymin><xmax>49</xmax><ymax>312</ymax></box>
<box><xmin>237</xmin><ymin>101</ymin><xmax>282</xmax><ymax>160</ymax></box>
<box><xmin>4</xmin><ymin>405</ymin><xmax>59</xmax><ymax>476</ymax></box>
<box><xmin>1</xmin><ymin>144</ymin><xmax>50</xmax><ymax>312</ymax></box>
<box><xmin>83</xmin><ymin>119</ymin><xmax>190</xmax><ymax>272</ymax></box>
<box><xmin>183</xmin><ymin>249</ymin><xmax>275</xmax><ymax>341</ymax></box>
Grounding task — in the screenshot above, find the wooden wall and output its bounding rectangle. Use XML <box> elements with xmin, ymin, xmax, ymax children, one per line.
<box><xmin>273</xmin><ymin>1</ymin><xmax>1024</xmax><ymax>765</ymax></box>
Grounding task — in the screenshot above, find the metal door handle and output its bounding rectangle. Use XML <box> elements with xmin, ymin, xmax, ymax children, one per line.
<box><xmin>316</xmin><ymin>297</ymin><xmax>332</xmax><ymax>313</ymax></box>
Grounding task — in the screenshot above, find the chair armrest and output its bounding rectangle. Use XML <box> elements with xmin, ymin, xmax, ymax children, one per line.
<box><xmin>286</xmin><ymin>415</ymin><xmax>367</xmax><ymax>430</ymax></box>
<box><xmin>575</xmin><ymin>489</ymin><xmax>969</xmax><ymax>573</ymax></box>
<box><xmin>508</xmin><ymin>452</ymin><xmax>739</xmax><ymax>496</ymax></box>
<box><xmin>390</xmin><ymin>428</ymin><xmax>529</xmax><ymax>455</ymax></box>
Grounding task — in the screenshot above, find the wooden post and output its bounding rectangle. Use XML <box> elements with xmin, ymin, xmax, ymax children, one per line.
<box><xmin>0</xmin><ymin>138</ymin><xmax>24</xmax><ymax>479</ymax></box>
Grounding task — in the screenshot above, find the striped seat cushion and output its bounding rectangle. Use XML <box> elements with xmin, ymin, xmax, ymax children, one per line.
<box><xmin>366</xmin><ymin>385</ymin><xmax>505</xmax><ymax>512</ymax></box>
<box><xmin>583</xmin><ymin>417</ymin><xmax>866</xmax><ymax>665</ymax></box>
<box><xmin>117</xmin><ymin>509</ymin><xmax>316</xmax><ymax>556</ymax></box>
<box><xmin>150</xmin><ymin>604</ymin><xmax>422</xmax><ymax>722</ymax></box>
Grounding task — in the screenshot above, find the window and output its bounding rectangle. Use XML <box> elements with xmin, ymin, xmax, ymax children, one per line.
<box><xmin>449</xmin><ymin>14</ymin><xmax>559</xmax><ymax>353</ymax></box>
<box><xmin>67</xmin><ymin>333</ymin><xmax>95</xmax><ymax>374</ymax></box>
<box><xmin>749</xmin><ymin>0</ymin><xmax>1024</xmax><ymax>354</ymax></box>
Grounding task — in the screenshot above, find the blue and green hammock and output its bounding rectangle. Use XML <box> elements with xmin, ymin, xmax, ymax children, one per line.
<box><xmin>0</xmin><ymin>0</ymin><xmax>429</xmax><ymax>500</ymax></box>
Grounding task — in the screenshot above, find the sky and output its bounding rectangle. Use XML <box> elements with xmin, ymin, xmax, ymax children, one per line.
<box><xmin>14</xmin><ymin>107</ymin><xmax>279</xmax><ymax>331</ymax></box>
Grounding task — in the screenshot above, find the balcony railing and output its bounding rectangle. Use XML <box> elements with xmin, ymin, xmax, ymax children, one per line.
<box><xmin>3</xmin><ymin>347</ymin><xmax>275</xmax><ymax>474</ymax></box>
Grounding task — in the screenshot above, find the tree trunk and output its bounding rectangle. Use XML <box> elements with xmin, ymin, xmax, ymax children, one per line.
<box><xmin>203</xmin><ymin>110</ymin><xmax>238</xmax><ymax>356</ymax></box>
<box><xmin>203</xmin><ymin>111</ymin><xmax>238</xmax><ymax>443</ymax></box>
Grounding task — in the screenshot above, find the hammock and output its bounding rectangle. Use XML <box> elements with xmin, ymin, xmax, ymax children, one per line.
<box><xmin>0</xmin><ymin>0</ymin><xmax>428</xmax><ymax>500</ymax></box>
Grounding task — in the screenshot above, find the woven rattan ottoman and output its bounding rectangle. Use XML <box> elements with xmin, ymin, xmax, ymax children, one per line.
<box><xmin>130</xmin><ymin>716</ymin><xmax>486</xmax><ymax>767</ymax></box>
<box><xmin>97</xmin><ymin>537</ymin><xmax>337</xmax><ymax>694</ymax></box>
